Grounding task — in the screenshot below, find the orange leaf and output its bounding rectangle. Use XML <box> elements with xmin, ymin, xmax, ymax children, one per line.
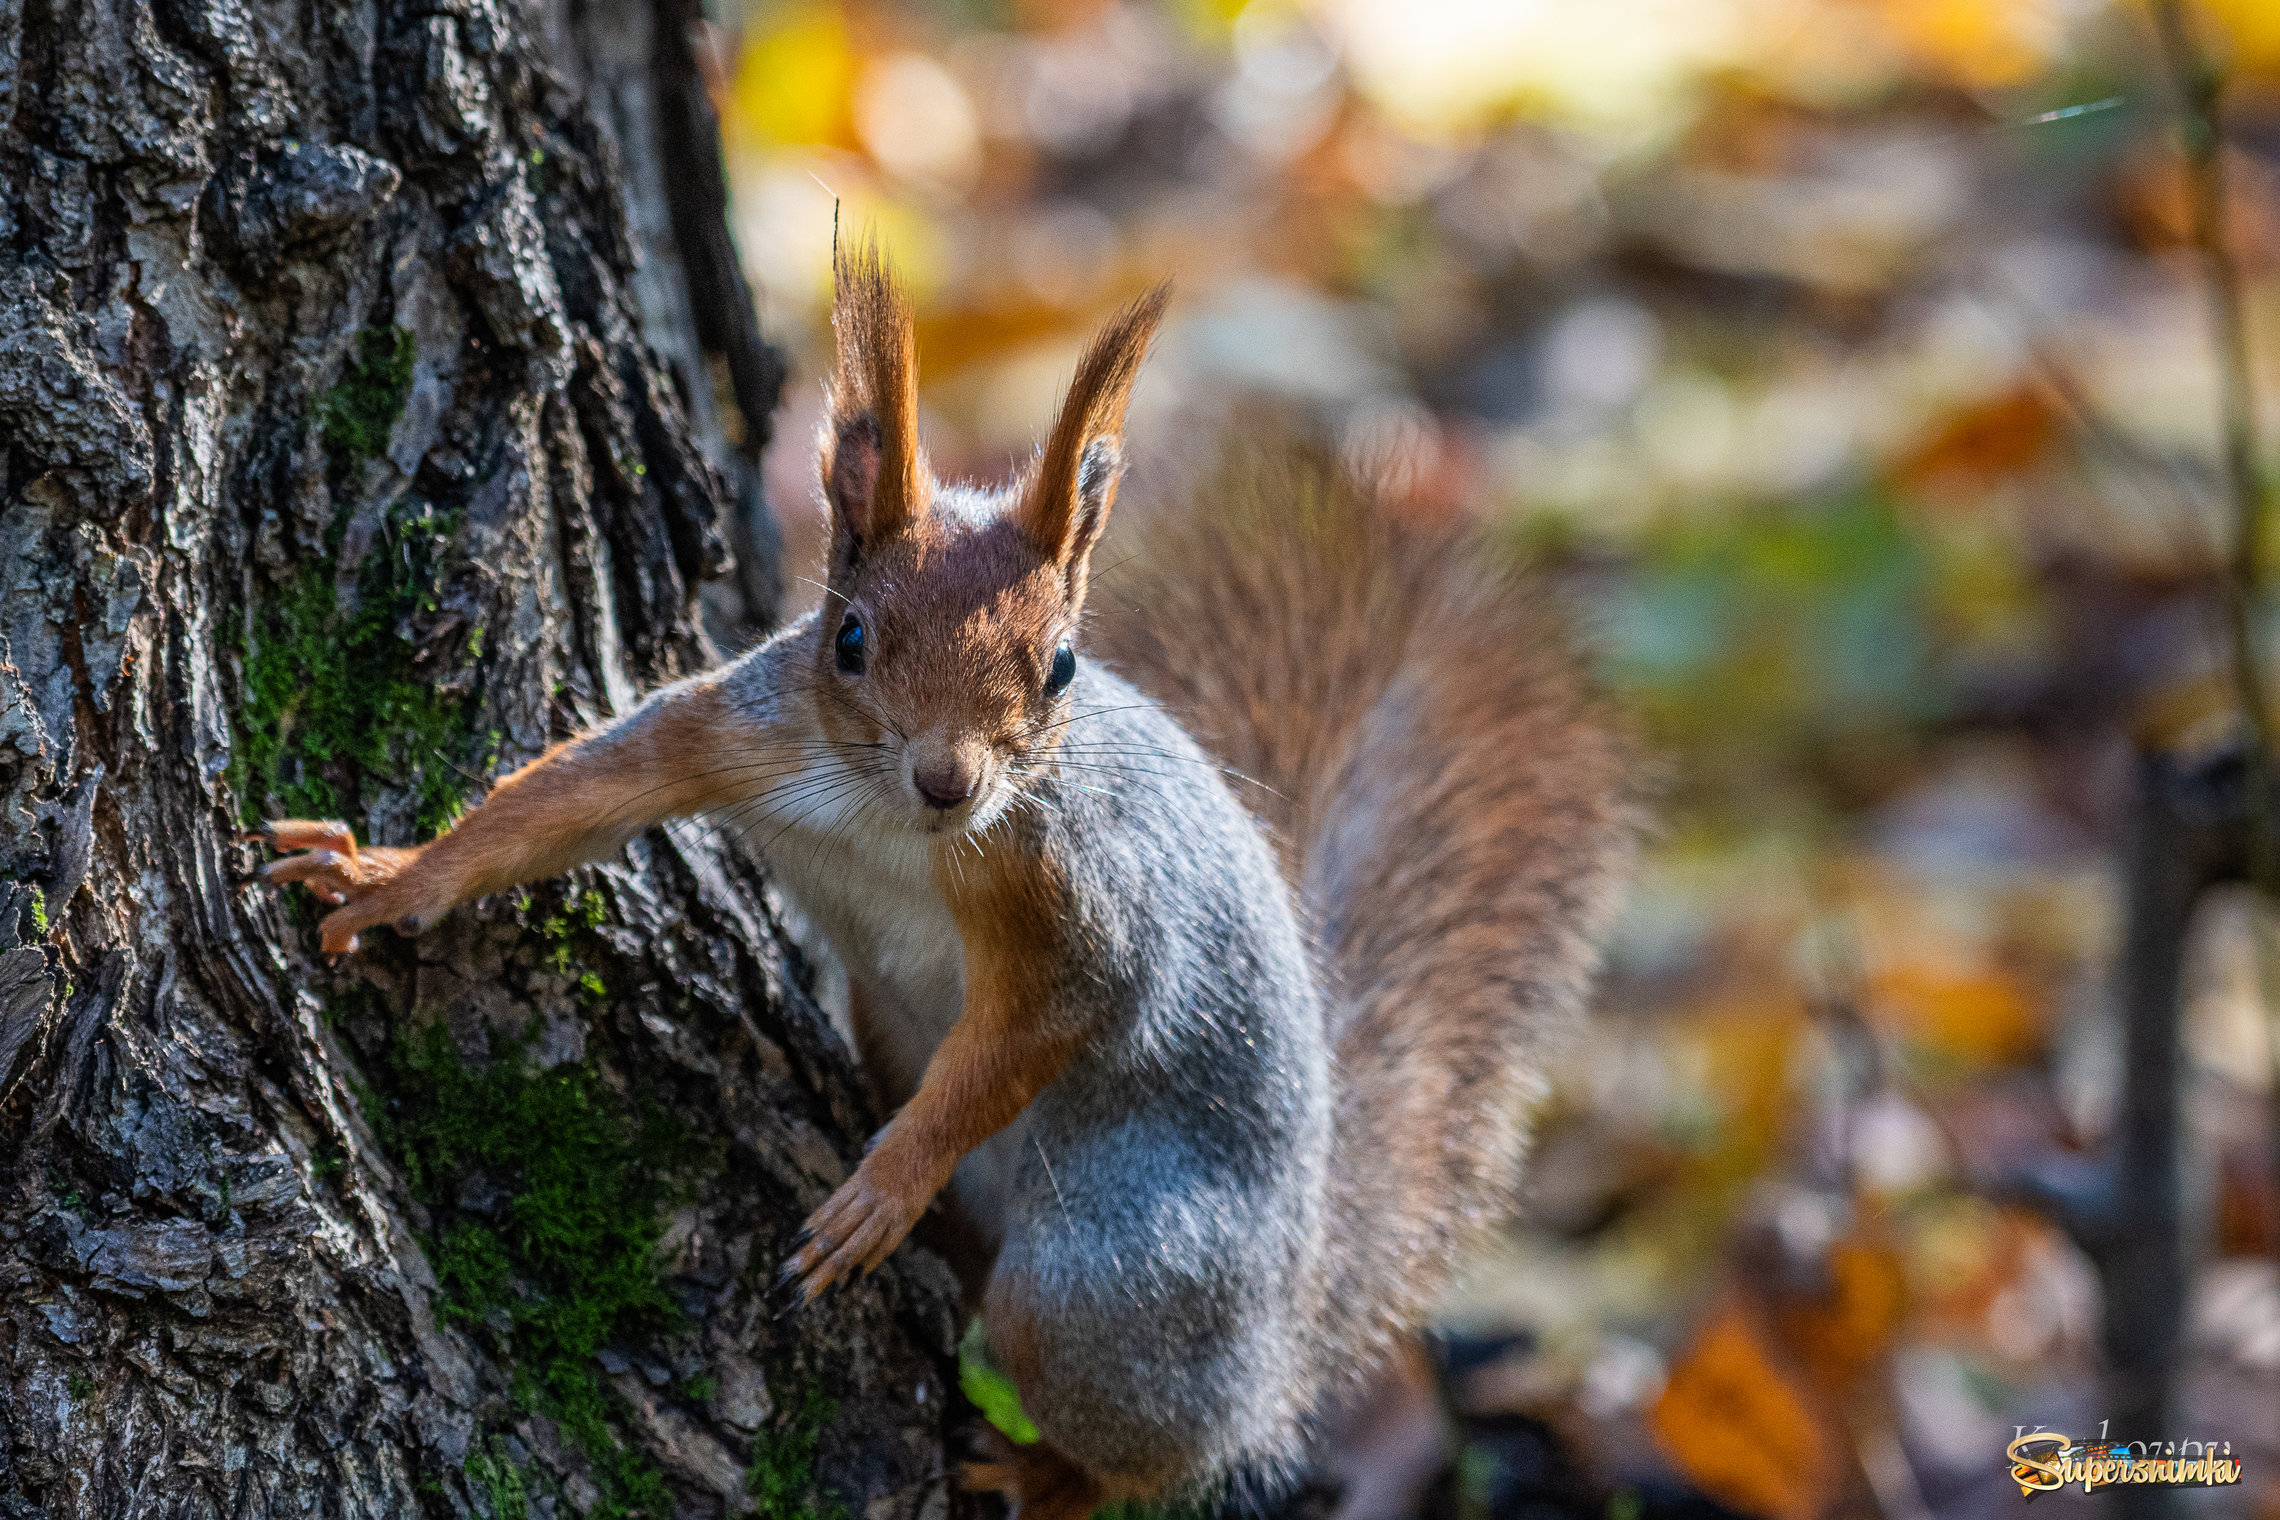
<box><xmin>1864</xmin><ymin>965</ymin><xmax>2041</xmax><ymax>1066</ymax></box>
<box><xmin>1651</xmin><ymin>1306</ymin><xmax>1841</xmax><ymax>1520</ymax></box>
<box><xmin>1894</xmin><ymin>388</ymin><xmax>2056</xmax><ymax>497</ymax></box>
<box><xmin>1777</xmin><ymin>1241</ymin><xmax>1908</xmax><ymax>1391</ymax></box>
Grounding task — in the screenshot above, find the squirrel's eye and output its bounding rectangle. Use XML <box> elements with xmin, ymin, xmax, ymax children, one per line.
<box><xmin>835</xmin><ymin>615</ymin><xmax>866</xmax><ymax>675</ymax></box>
<box><xmin>1046</xmin><ymin>640</ymin><xmax>1076</xmax><ymax>698</ymax></box>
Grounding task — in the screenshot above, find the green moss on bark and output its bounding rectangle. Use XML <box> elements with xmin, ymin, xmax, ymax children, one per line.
<box><xmin>227</xmin><ymin>498</ymin><xmax>475</xmax><ymax>837</ymax></box>
<box><xmin>528</xmin><ymin>888</ymin><xmax>612</xmax><ymax>1008</ymax></box>
<box><xmin>226</xmin><ymin>326</ymin><xmax>479</xmax><ymax>837</ymax></box>
<box><xmin>373</xmin><ymin>1022</ymin><xmax>708</xmax><ymax>1520</ymax></box>
<box><xmin>746</xmin><ymin>1385</ymin><xmax>847</xmax><ymax>1520</ymax></box>
<box><xmin>464</xmin><ymin>1440</ymin><xmax>530</xmax><ymax>1520</ymax></box>
<box><xmin>320</xmin><ymin>327</ymin><xmax>417</xmax><ymax>464</ymax></box>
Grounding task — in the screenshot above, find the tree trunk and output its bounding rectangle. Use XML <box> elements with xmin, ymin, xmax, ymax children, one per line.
<box><xmin>0</xmin><ymin>3</ymin><xmax>963</xmax><ymax>1518</ymax></box>
<box><xmin>2000</xmin><ymin>742</ymin><xmax>2267</xmax><ymax>1519</ymax></box>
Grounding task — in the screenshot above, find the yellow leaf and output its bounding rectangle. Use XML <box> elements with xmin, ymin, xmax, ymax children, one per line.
<box><xmin>1873</xmin><ymin>0</ymin><xmax>2067</xmax><ymax>89</ymax></box>
<box><xmin>2198</xmin><ymin>0</ymin><xmax>2280</xmax><ymax>76</ymax></box>
<box><xmin>729</xmin><ymin>2</ymin><xmax>859</xmax><ymax>154</ymax></box>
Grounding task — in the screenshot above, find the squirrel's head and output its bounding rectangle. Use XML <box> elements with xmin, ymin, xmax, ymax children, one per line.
<box><xmin>810</xmin><ymin>241</ymin><xmax>1168</xmax><ymax>836</ymax></box>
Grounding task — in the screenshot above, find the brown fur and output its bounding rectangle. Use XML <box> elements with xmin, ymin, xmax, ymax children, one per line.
<box><xmin>781</xmin><ymin>844</ymin><xmax>1085</xmax><ymax>1294</ymax></box>
<box><xmin>261</xmin><ymin>272</ymin><xmax>1635</xmax><ymax>1515</ymax></box>
<box><xmin>1019</xmin><ymin>284</ymin><xmax>1170</xmax><ymax>572</ymax></box>
<box><xmin>1091</xmin><ymin>433</ymin><xmax>1642</xmax><ymax>1388</ymax></box>
<box><xmin>803</xmin><ymin>257</ymin><xmax>1165</xmax><ymax>827</ymax></box>
<box><xmin>965</xmin><ymin>1436</ymin><xmax>1111</xmax><ymax>1520</ymax></box>
<box><xmin>822</xmin><ymin>239</ymin><xmax>924</xmax><ymax>544</ymax></box>
<box><xmin>778</xmin><ymin>274</ymin><xmax>1165</xmax><ymax>1303</ymax></box>
<box><xmin>263</xmin><ymin>675</ymin><xmax>757</xmax><ymax>954</ymax></box>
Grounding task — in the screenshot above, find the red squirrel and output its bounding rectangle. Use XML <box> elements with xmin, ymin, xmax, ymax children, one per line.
<box><xmin>260</xmin><ymin>245</ymin><xmax>1638</xmax><ymax>1518</ymax></box>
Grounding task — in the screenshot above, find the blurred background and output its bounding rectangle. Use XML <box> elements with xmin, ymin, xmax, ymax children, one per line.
<box><xmin>701</xmin><ymin>1</ymin><xmax>2280</xmax><ymax>1516</ymax></box>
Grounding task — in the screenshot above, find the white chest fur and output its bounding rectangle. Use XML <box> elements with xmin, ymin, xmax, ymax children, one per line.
<box><xmin>754</xmin><ymin>780</ymin><xmax>965</xmax><ymax>1066</ymax></box>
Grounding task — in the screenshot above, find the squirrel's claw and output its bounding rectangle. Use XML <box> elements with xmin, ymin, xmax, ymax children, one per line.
<box><xmin>262</xmin><ymin>819</ymin><xmax>360</xmax><ymax>858</ymax></box>
<box><xmin>263</xmin><ymin>849</ymin><xmax>355</xmax><ymax>891</ymax></box>
<box><xmin>318</xmin><ymin>904</ymin><xmax>381</xmax><ymax>957</ymax></box>
<box><xmin>261</xmin><ymin>825</ymin><xmax>407</xmax><ymax>894</ymax></box>
<box><xmin>778</xmin><ymin>1166</ymin><xmax>920</xmax><ymax>1299</ymax></box>
<box><xmin>257</xmin><ymin>820</ymin><xmax>438</xmax><ymax>956</ymax></box>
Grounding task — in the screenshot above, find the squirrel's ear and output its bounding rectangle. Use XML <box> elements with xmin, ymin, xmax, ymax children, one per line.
<box><xmin>820</xmin><ymin>239</ymin><xmax>927</xmax><ymax>562</ymax></box>
<box><xmin>1018</xmin><ymin>284</ymin><xmax>1169</xmax><ymax>571</ymax></box>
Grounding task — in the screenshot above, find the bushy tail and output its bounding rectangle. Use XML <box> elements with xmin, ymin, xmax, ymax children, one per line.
<box><xmin>1091</xmin><ymin>433</ymin><xmax>1640</xmax><ymax>1386</ymax></box>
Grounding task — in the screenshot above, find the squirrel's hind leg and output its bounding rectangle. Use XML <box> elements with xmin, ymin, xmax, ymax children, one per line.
<box><xmin>961</xmin><ymin>1435</ymin><xmax>1107</xmax><ymax>1520</ymax></box>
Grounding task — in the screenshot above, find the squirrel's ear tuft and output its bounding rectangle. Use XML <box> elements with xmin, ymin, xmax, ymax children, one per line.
<box><xmin>1019</xmin><ymin>284</ymin><xmax>1169</xmax><ymax>571</ymax></box>
<box><xmin>821</xmin><ymin>237</ymin><xmax>927</xmax><ymax>560</ymax></box>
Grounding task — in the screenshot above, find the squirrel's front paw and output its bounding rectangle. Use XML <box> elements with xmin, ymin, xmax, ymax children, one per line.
<box><xmin>257</xmin><ymin>819</ymin><xmax>433</xmax><ymax>955</ymax></box>
<box><xmin>778</xmin><ymin>1158</ymin><xmax>926</xmax><ymax>1301</ymax></box>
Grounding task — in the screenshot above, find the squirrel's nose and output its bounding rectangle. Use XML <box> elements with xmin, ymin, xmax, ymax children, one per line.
<box><xmin>913</xmin><ymin>763</ymin><xmax>977</xmax><ymax>810</ymax></box>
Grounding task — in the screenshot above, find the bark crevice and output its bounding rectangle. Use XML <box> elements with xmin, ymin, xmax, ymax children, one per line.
<box><xmin>0</xmin><ymin>2</ymin><xmax>961</xmax><ymax>1516</ymax></box>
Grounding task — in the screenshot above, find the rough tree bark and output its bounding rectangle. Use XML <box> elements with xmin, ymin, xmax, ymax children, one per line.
<box><xmin>0</xmin><ymin>3</ymin><xmax>964</xmax><ymax>1517</ymax></box>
